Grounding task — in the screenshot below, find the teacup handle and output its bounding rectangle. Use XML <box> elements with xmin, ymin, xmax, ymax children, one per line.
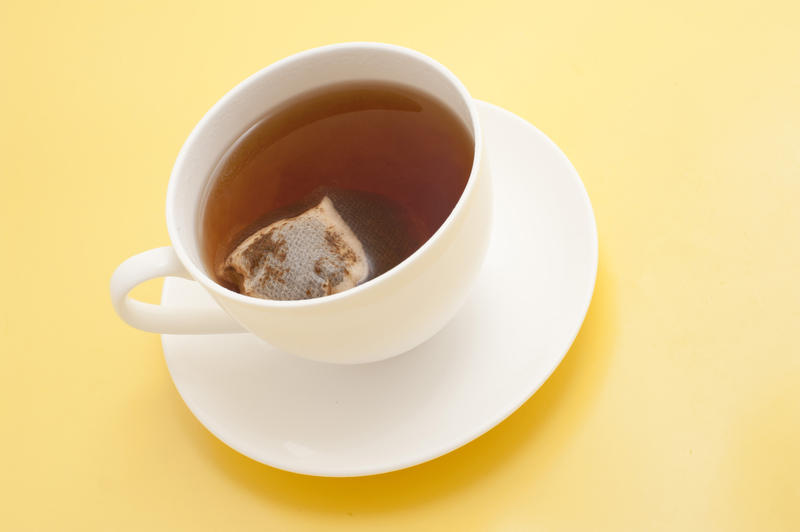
<box><xmin>110</xmin><ymin>246</ymin><xmax>245</xmax><ymax>334</ymax></box>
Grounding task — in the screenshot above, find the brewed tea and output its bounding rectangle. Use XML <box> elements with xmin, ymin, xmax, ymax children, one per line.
<box><xmin>201</xmin><ymin>81</ymin><xmax>474</xmax><ymax>299</ymax></box>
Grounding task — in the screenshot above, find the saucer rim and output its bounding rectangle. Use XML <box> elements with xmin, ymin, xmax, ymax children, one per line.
<box><xmin>161</xmin><ymin>99</ymin><xmax>598</xmax><ymax>477</ymax></box>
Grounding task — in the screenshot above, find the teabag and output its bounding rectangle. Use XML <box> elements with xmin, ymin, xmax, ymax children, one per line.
<box><xmin>220</xmin><ymin>197</ymin><xmax>369</xmax><ymax>301</ymax></box>
<box><xmin>220</xmin><ymin>188</ymin><xmax>422</xmax><ymax>301</ymax></box>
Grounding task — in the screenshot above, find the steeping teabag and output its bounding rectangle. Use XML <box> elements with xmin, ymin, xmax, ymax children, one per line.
<box><xmin>219</xmin><ymin>188</ymin><xmax>422</xmax><ymax>301</ymax></box>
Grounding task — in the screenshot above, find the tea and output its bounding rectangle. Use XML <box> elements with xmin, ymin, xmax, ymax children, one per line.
<box><xmin>201</xmin><ymin>81</ymin><xmax>474</xmax><ymax>299</ymax></box>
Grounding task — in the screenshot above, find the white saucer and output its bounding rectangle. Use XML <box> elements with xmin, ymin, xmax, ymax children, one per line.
<box><xmin>161</xmin><ymin>100</ymin><xmax>598</xmax><ymax>477</ymax></box>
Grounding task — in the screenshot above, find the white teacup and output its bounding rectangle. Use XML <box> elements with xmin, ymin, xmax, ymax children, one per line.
<box><xmin>110</xmin><ymin>42</ymin><xmax>492</xmax><ymax>364</ymax></box>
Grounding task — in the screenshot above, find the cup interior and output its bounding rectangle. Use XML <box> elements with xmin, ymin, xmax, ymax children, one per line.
<box><xmin>167</xmin><ymin>43</ymin><xmax>478</xmax><ymax>284</ymax></box>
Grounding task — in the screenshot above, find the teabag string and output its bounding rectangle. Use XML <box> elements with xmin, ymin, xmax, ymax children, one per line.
<box><xmin>219</xmin><ymin>188</ymin><xmax>421</xmax><ymax>301</ymax></box>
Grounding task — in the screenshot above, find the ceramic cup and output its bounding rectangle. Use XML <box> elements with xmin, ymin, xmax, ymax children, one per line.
<box><xmin>110</xmin><ymin>42</ymin><xmax>492</xmax><ymax>364</ymax></box>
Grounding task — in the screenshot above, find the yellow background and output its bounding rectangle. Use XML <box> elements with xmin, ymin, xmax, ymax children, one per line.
<box><xmin>1</xmin><ymin>0</ymin><xmax>799</xmax><ymax>529</ymax></box>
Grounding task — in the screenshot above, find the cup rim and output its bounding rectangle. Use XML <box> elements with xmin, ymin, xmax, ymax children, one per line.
<box><xmin>166</xmin><ymin>41</ymin><xmax>482</xmax><ymax>308</ymax></box>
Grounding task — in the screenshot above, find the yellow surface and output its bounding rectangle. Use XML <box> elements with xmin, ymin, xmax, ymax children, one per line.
<box><xmin>1</xmin><ymin>0</ymin><xmax>799</xmax><ymax>529</ymax></box>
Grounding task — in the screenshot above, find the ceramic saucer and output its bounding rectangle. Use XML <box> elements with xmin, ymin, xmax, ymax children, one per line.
<box><xmin>161</xmin><ymin>100</ymin><xmax>598</xmax><ymax>477</ymax></box>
